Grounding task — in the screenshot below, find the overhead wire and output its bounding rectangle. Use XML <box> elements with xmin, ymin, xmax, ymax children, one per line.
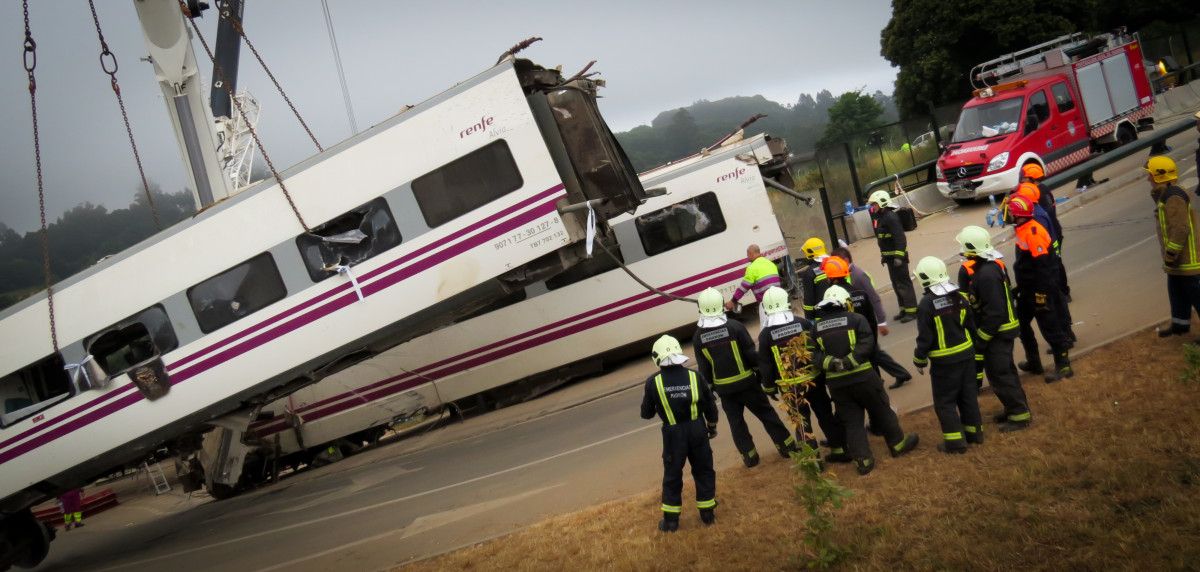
<box><xmin>320</xmin><ymin>0</ymin><xmax>358</xmax><ymax>135</ymax></box>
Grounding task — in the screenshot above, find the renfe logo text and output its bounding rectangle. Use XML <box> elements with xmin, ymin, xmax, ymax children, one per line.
<box><xmin>716</xmin><ymin>166</ymin><xmax>747</xmax><ymax>183</ymax></box>
<box><xmin>460</xmin><ymin>116</ymin><xmax>495</xmax><ymax>138</ymax></box>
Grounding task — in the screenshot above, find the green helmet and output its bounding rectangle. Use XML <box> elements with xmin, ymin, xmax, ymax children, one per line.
<box><xmin>761</xmin><ymin>286</ymin><xmax>791</xmax><ymax>315</ymax></box>
<box><xmin>652</xmin><ymin>334</ymin><xmax>684</xmax><ymax>364</ymax></box>
<box><xmin>867</xmin><ymin>190</ymin><xmax>892</xmax><ymax>209</ymax></box>
<box><xmin>915</xmin><ymin>256</ymin><xmax>949</xmax><ymax>288</ymax></box>
<box><xmin>955</xmin><ymin>225</ymin><xmax>992</xmax><ymax>256</ymax></box>
<box><xmin>822</xmin><ymin>285</ymin><xmax>851</xmax><ymax>308</ymax></box>
<box><xmin>697</xmin><ymin>287</ymin><xmax>725</xmax><ymax>317</ymax></box>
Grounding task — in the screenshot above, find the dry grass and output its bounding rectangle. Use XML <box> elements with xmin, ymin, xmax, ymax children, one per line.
<box><xmin>407</xmin><ymin>329</ymin><xmax>1200</xmax><ymax>571</ymax></box>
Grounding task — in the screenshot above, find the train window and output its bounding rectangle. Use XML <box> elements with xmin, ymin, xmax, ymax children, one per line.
<box><xmin>85</xmin><ymin>305</ymin><xmax>179</xmax><ymax>378</ymax></box>
<box><xmin>296</xmin><ymin>198</ymin><xmax>403</xmax><ymax>282</ymax></box>
<box><xmin>634</xmin><ymin>192</ymin><xmax>727</xmax><ymax>257</ymax></box>
<box><xmin>187</xmin><ymin>253</ymin><xmax>287</xmax><ymax>334</ymax></box>
<box><xmin>411</xmin><ymin>139</ymin><xmax>524</xmax><ymax>228</ymax></box>
<box><xmin>1</xmin><ymin>354</ymin><xmax>72</xmax><ymax>428</ymax></box>
<box><xmin>1051</xmin><ymin>83</ymin><xmax>1075</xmax><ymax>113</ymax></box>
<box><xmin>546</xmin><ymin>238</ymin><xmax>624</xmax><ymax>290</ymax></box>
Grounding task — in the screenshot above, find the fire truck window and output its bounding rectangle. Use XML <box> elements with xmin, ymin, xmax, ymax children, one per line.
<box><xmin>1029</xmin><ymin>91</ymin><xmax>1051</xmax><ymax>123</ymax></box>
<box><xmin>0</xmin><ymin>354</ymin><xmax>72</xmax><ymax>428</ymax></box>
<box><xmin>85</xmin><ymin>305</ymin><xmax>179</xmax><ymax>377</ymax></box>
<box><xmin>187</xmin><ymin>253</ymin><xmax>287</xmax><ymax>334</ymax></box>
<box><xmin>1051</xmin><ymin>83</ymin><xmax>1075</xmax><ymax>113</ymax></box>
<box><xmin>411</xmin><ymin>139</ymin><xmax>524</xmax><ymax>228</ymax></box>
<box><xmin>635</xmin><ymin>192</ymin><xmax>727</xmax><ymax>257</ymax></box>
<box><xmin>296</xmin><ymin>197</ymin><xmax>403</xmax><ymax>282</ymax></box>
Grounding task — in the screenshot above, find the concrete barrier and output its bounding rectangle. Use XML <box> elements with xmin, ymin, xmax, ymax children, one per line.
<box><xmin>1154</xmin><ymin>78</ymin><xmax>1200</xmax><ymax>118</ymax></box>
<box><xmin>891</xmin><ymin>182</ymin><xmax>956</xmax><ymax>217</ymax></box>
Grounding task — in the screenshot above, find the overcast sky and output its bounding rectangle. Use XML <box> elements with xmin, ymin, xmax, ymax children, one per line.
<box><xmin>0</xmin><ymin>0</ymin><xmax>896</xmax><ymax>233</ymax></box>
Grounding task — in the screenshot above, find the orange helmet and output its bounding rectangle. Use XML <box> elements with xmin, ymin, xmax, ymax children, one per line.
<box><xmin>821</xmin><ymin>256</ymin><xmax>851</xmax><ymax>279</ymax></box>
<box><xmin>1015</xmin><ymin>181</ymin><xmax>1041</xmax><ymax>203</ymax></box>
<box><xmin>1021</xmin><ymin>163</ymin><xmax>1045</xmax><ymax>180</ymax></box>
<box><xmin>1006</xmin><ymin>195</ymin><xmax>1035</xmax><ymax>218</ymax></box>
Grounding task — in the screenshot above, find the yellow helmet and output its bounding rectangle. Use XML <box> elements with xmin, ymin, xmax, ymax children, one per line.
<box><xmin>761</xmin><ymin>286</ymin><xmax>791</xmax><ymax>315</ymax></box>
<box><xmin>801</xmin><ymin>237</ymin><xmax>827</xmax><ymax>259</ymax></box>
<box><xmin>652</xmin><ymin>335</ymin><xmax>684</xmax><ymax>365</ymax></box>
<box><xmin>697</xmin><ymin>287</ymin><xmax>725</xmax><ymax>317</ymax></box>
<box><xmin>1144</xmin><ymin>156</ymin><xmax>1178</xmax><ymax>184</ymax></box>
<box><xmin>867</xmin><ymin>190</ymin><xmax>892</xmax><ymax>209</ymax></box>
<box><xmin>955</xmin><ymin>225</ymin><xmax>992</xmax><ymax>256</ymax></box>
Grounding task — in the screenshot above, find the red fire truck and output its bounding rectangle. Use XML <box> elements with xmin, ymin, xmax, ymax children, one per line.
<box><xmin>937</xmin><ymin>31</ymin><xmax>1154</xmax><ymax>201</ymax></box>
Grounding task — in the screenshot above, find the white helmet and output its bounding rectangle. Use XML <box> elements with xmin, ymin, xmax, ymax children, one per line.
<box><xmin>697</xmin><ymin>288</ymin><xmax>725</xmax><ymax>317</ymax></box>
<box><xmin>820</xmin><ymin>285</ymin><xmax>852</xmax><ymax>309</ymax></box>
<box><xmin>955</xmin><ymin>226</ymin><xmax>992</xmax><ymax>256</ymax></box>
<box><xmin>652</xmin><ymin>335</ymin><xmax>684</xmax><ymax>365</ymax></box>
<box><xmin>867</xmin><ymin>190</ymin><xmax>892</xmax><ymax>209</ymax></box>
<box><xmin>915</xmin><ymin>256</ymin><xmax>950</xmax><ymax>288</ymax></box>
<box><xmin>761</xmin><ymin>286</ymin><xmax>791</xmax><ymax>315</ymax></box>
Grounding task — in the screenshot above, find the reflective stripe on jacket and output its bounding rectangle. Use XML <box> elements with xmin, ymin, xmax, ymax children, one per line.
<box><xmin>693</xmin><ymin>318</ymin><xmax>760</xmax><ymax>395</ymax></box>
<box><xmin>913</xmin><ymin>288</ymin><xmax>976</xmax><ymax>366</ymax></box>
<box><xmin>959</xmin><ymin>259</ymin><xmax>1018</xmax><ymax>341</ymax></box>
<box><xmin>757</xmin><ymin>318</ymin><xmax>817</xmax><ymax>387</ymax></box>
<box><xmin>733</xmin><ymin>256</ymin><xmax>781</xmax><ymax>301</ymax></box>
<box><xmin>1155</xmin><ymin>184</ymin><xmax>1200</xmax><ymax>275</ymax></box>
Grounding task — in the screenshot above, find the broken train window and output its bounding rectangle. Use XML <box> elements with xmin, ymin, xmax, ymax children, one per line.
<box><xmin>85</xmin><ymin>305</ymin><xmax>179</xmax><ymax>379</ymax></box>
<box><xmin>634</xmin><ymin>192</ymin><xmax>727</xmax><ymax>257</ymax></box>
<box><xmin>1</xmin><ymin>354</ymin><xmax>72</xmax><ymax>427</ymax></box>
<box><xmin>296</xmin><ymin>197</ymin><xmax>403</xmax><ymax>282</ymax></box>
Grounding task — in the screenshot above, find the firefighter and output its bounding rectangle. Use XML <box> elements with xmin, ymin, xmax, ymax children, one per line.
<box><xmin>58</xmin><ymin>489</ymin><xmax>84</xmax><ymax>530</ymax></box>
<box><xmin>1015</xmin><ymin>164</ymin><xmax>1073</xmax><ymax>304</ymax></box>
<box><xmin>695</xmin><ymin>288</ymin><xmax>796</xmax><ymax>467</ymax></box>
<box><xmin>1146</xmin><ymin>156</ymin><xmax>1200</xmax><ymax>339</ymax></box>
<box><xmin>756</xmin><ymin>286</ymin><xmax>849</xmax><ymax>463</ymax></box>
<box><xmin>956</xmin><ymin>226</ymin><xmax>1031</xmax><ymax>432</ymax></box>
<box><xmin>912</xmin><ymin>256</ymin><xmax>983</xmax><ymax>453</ymax></box>
<box><xmin>1008</xmin><ymin>195</ymin><xmax>1073</xmax><ymax>381</ymax></box>
<box><xmin>867</xmin><ymin>190</ymin><xmax>918</xmax><ymax>323</ymax></box>
<box><xmin>811</xmin><ymin>285</ymin><xmax>919</xmax><ymax>475</ymax></box>
<box><xmin>724</xmin><ymin>244</ymin><xmax>782</xmax><ymax>323</ymax></box>
<box><xmin>821</xmin><ymin>256</ymin><xmax>913</xmax><ymax>389</ymax></box>
<box><xmin>796</xmin><ymin>237</ymin><xmax>831</xmax><ymax>318</ymax></box>
<box><xmin>640</xmin><ymin>335</ymin><xmax>719</xmax><ymax>532</ymax></box>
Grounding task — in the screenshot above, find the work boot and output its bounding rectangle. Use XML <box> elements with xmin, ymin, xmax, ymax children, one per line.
<box><xmin>700</xmin><ymin>509</ymin><xmax>716</xmax><ymax>526</ymax></box>
<box><xmin>993</xmin><ymin>411</ymin><xmax>1010</xmax><ymax>423</ymax></box>
<box><xmin>887</xmin><ymin>374</ymin><xmax>912</xmax><ymax>389</ymax></box>
<box><xmin>825</xmin><ymin>447</ymin><xmax>852</xmax><ymax>463</ymax></box>
<box><xmin>658</xmin><ymin>516</ymin><xmax>679</xmax><ymax>533</ymax></box>
<box><xmin>999</xmin><ymin>419</ymin><xmax>1031</xmax><ymax>433</ymax></box>
<box><xmin>938</xmin><ymin>440</ymin><xmax>968</xmax><ymax>454</ymax></box>
<box><xmin>889</xmin><ymin>433</ymin><xmax>920</xmax><ymax>457</ymax></box>
<box><xmin>898</xmin><ymin>313</ymin><xmax>917</xmax><ymax>324</ymax></box>
<box><xmin>777</xmin><ymin>439</ymin><xmax>799</xmax><ymax>459</ymax></box>
<box><xmin>1159</xmin><ymin>322</ymin><xmax>1190</xmax><ymax>338</ymax></box>
<box><xmin>1053</xmin><ymin>351</ymin><xmax>1074</xmax><ymax>380</ymax></box>
<box><xmin>74</xmin><ymin>522</ymin><xmax>83</xmax><ymax>528</ymax></box>
<box><xmin>742</xmin><ymin>449</ymin><xmax>760</xmax><ymax>468</ymax></box>
<box><xmin>1018</xmin><ymin>359</ymin><xmax>1044</xmax><ymax>375</ymax></box>
<box><xmin>892</xmin><ymin>312</ymin><xmax>907</xmax><ymax>321</ymax></box>
<box><xmin>964</xmin><ymin>426</ymin><xmax>984</xmax><ymax>445</ymax></box>
<box><xmin>854</xmin><ymin>458</ymin><xmax>875</xmax><ymax>476</ymax></box>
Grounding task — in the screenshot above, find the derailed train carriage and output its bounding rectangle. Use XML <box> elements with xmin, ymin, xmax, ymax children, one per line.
<box><xmin>0</xmin><ymin>4</ymin><xmax>646</xmax><ymax>567</ymax></box>
<box><xmin>192</xmin><ymin>133</ymin><xmax>807</xmax><ymax>492</ymax></box>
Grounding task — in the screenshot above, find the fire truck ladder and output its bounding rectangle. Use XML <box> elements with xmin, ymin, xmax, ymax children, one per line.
<box><xmin>970</xmin><ymin>33</ymin><xmax>1087</xmax><ymax>90</ymax></box>
<box><xmin>141</xmin><ymin>460</ymin><xmax>172</xmax><ymax>495</ymax></box>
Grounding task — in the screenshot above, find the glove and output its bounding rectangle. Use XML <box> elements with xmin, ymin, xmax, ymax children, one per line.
<box><xmin>707</xmin><ymin>423</ymin><xmax>719</xmax><ymax>440</ymax></box>
<box><xmin>891</xmin><ymin>257</ymin><xmax>905</xmax><ymax>268</ymax></box>
<box><xmin>828</xmin><ymin>357</ymin><xmax>846</xmax><ymax>373</ymax></box>
<box><xmin>762</xmin><ymin>385</ymin><xmax>779</xmax><ymax>401</ymax></box>
<box><xmin>880</xmin><ymin>257</ymin><xmax>888</xmax><ymax>267</ymax></box>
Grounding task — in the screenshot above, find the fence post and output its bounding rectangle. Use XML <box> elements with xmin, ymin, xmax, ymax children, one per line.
<box><xmin>817</xmin><ymin>186</ymin><xmax>838</xmax><ymax>246</ymax></box>
<box><xmin>842</xmin><ymin>142</ymin><xmax>864</xmax><ymax>205</ymax></box>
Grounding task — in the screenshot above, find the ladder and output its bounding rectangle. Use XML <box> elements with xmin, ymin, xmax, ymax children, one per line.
<box><xmin>970</xmin><ymin>33</ymin><xmax>1088</xmax><ymax>89</ymax></box>
<box><xmin>141</xmin><ymin>460</ymin><xmax>172</xmax><ymax>495</ymax></box>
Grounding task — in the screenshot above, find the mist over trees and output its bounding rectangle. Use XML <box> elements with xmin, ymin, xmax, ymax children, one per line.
<box><xmin>0</xmin><ymin>187</ymin><xmax>196</xmax><ymax>310</ymax></box>
<box><xmin>616</xmin><ymin>90</ymin><xmax>898</xmax><ymax>171</ymax></box>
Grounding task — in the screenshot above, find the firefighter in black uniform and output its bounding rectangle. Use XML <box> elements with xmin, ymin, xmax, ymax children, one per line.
<box><xmin>694</xmin><ymin>288</ymin><xmax>796</xmax><ymax>467</ymax></box>
<box><xmin>822</xmin><ymin>255</ymin><xmax>913</xmax><ymax>390</ymax></box>
<box><xmin>811</xmin><ymin>286</ymin><xmax>919</xmax><ymax>475</ymax></box>
<box><xmin>867</xmin><ymin>190</ymin><xmax>918</xmax><ymax>323</ymax></box>
<box><xmin>756</xmin><ymin>286</ymin><xmax>849</xmax><ymax>463</ymax></box>
<box><xmin>797</xmin><ymin>237</ymin><xmax>831</xmax><ymax>318</ymax></box>
<box><xmin>912</xmin><ymin>256</ymin><xmax>984</xmax><ymax>454</ymax></box>
<box><xmin>641</xmin><ymin>334</ymin><xmax>719</xmax><ymax>532</ymax></box>
<box><xmin>956</xmin><ymin>226</ymin><xmax>1032</xmax><ymax>432</ymax></box>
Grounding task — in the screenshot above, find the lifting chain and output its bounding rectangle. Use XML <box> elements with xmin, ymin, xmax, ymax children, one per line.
<box><xmin>22</xmin><ymin>0</ymin><xmax>59</xmax><ymax>352</ymax></box>
<box><xmin>179</xmin><ymin>0</ymin><xmax>310</xmax><ymax>232</ymax></box>
<box><xmin>216</xmin><ymin>0</ymin><xmax>323</xmax><ymax>152</ymax></box>
<box><xmin>87</xmin><ymin>0</ymin><xmax>162</xmax><ymax>230</ymax></box>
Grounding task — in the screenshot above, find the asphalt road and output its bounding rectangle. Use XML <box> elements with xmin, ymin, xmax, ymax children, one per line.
<box><xmin>34</xmin><ymin>132</ymin><xmax>1200</xmax><ymax>571</ymax></box>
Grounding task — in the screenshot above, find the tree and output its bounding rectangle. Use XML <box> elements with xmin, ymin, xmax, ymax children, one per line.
<box><xmin>881</xmin><ymin>0</ymin><xmax>1200</xmax><ymax>118</ymax></box>
<box><xmin>818</xmin><ymin>91</ymin><xmax>886</xmax><ymax>148</ymax></box>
